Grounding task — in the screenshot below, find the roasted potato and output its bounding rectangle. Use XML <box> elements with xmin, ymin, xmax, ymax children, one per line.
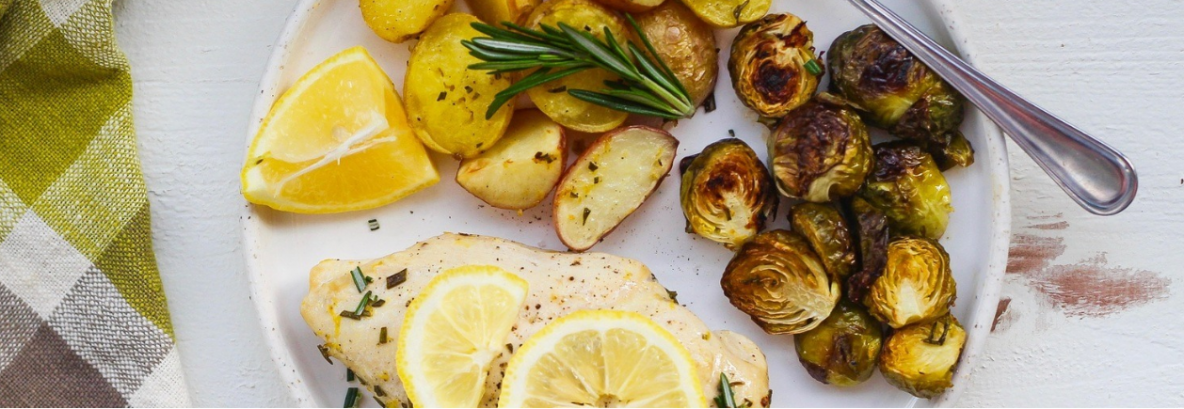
<box><xmin>361</xmin><ymin>0</ymin><xmax>453</xmax><ymax>43</ymax></box>
<box><xmin>591</xmin><ymin>0</ymin><xmax>664</xmax><ymax>15</ymax></box>
<box><xmin>405</xmin><ymin>13</ymin><xmax>515</xmax><ymax>158</ymax></box>
<box><xmin>525</xmin><ymin>0</ymin><xmax>631</xmax><ymax>132</ymax></box>
<box><xmin>635</xmin><ymin>1</ymin><xmax>718</xmax><ymax>107</ymax></box>
<box><xmin>677</xmin><ymin>0</ymin><xmax>770</xmax><ymax>28</ymax></box>
<box><xmin>554</xmin><ymin>126</ymin><xmax>678</xmax><ymax>251</ymax></box>
<box><xmin>457</xmin><ymin>110</ymin><xmax>566</xmax><ymax>209</ymax></box>
<box><xmin>464</xmin><ymin>0</ymin><xmax>540</xmax><ymax>26</ymax></box>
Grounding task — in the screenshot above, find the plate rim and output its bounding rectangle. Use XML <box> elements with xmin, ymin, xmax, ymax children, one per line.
<box><xmin>239</xmin><ymin>0</ymin><xmax>1012</xmax><ymax>406</ymax></box>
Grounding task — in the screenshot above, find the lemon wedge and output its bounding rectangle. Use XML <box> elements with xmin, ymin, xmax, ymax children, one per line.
<box><xmin>397</xmin><ymin>265</ymin><xmax>529</xmax><ymax>407</ymax></box>
<box><xmin>498</xmin><ymin>310</ymin><xmax>708</xmax><ymax>408</ymax></box>
<box><xmin>241</xmin><ymin>46</ymin><xmax>438</xmax><ymax>213</ymax></box>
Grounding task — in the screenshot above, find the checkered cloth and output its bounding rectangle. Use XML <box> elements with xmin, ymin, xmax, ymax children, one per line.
<box><xmin>0</xmin><ymin>0</ymin><xmax>189</xmax><ymax>406</ymax></box>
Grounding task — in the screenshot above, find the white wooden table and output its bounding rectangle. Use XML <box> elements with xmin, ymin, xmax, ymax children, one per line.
<box><xmin>113</xmin><ymin>0</ymin><xmax>1184</xmax><ymax>406</ymax></box>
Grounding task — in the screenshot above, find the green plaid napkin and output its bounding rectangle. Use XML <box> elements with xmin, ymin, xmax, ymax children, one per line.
<box><xmin>0</xmin><ymin>0</ymin><xmax>189</xmax><ymax>406</ymax></box>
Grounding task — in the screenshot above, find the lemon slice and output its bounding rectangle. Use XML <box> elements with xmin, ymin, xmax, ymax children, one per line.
<box><xmin>397</xmin><ymin>265</ymin><xmax>529</xmax><ymax>407</ymax></box>
<box><xmin>498</xmin><ymin>310</ymin><xmax>708</xmax><ymax>408</ymax></box>
<box><xmin>241</xmin><ymin>46</ymin><xmax>438</xmax><ymax>213</ymax></box>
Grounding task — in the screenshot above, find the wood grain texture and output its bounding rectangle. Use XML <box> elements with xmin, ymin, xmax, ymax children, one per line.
<box><xmin>112</xmin><ymin>0</ymin><xmax>1184</xmax><ymax>406</ymax></box>
<box><xmin>947</xmin><ymin>1</ymin><xmax>1184</xmax><ymax>406</ymax></box>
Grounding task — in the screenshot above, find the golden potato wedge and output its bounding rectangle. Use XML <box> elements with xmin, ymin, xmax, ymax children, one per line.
<box><xmin>405</xmin><ymin>13</ymin><xmax>515</xmax><ymax>158</ymax></box>
<box><xmin>590</xmin><ymin>0</ymin><xmax>665</xmax><ymax>14</ymax></box>
<box><xmin>554</xmin><ymin>126</ymin><xmax>678</xmax><ymax>251</ymax></box>
<box><xmin>456</xmin><ymin>110</ymin><xmax>566</xmax><ymax>209</ymax></box>
<box><xmin>361</xmin><ymin>0</ymin><xmax>454</xmax><ymax>43</ymax></box>
<box><xmin>635</xmin><ymin>1</ymin><xmax>718</xmax><ymax>107</ymax></box>
<box><xmin>525</xmin><ymin>0</ymin><xmax>631</xmax><ymax>133</ymax></box>
<box><xmin>677</xmin><ymin>0</ymin><xmax>771</xmax><ymax>28</ymax></box>
<box><xmin>465</xmin><ymin>0</ymin><xmax>540</xmax><ymax>25</ymax></box>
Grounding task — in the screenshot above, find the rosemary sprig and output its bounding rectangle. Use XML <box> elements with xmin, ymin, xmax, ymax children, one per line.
<box><xmin>463</xmin><ymin>16</ymin><xmax>695</xmax><ymax>120</ymax></box>
<box><xmin>716</xmin><ymin>373</ymin><xmax>737</xmax><ymax>408</ymax></box>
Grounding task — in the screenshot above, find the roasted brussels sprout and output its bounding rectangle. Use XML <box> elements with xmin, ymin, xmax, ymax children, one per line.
<box><xmin>789</xmin><ymin>202</ymin><xmax>855</xmax><ymax>278</ymax></box>
<box><xmin>844</xmin><ymin>196</ymin><xmax>889</xmax><ymax>304</ymax></box>
<box><xmin>828</xmin><ymin>24</ymin><xmax>973</xmax><ymax>169</ymax></box>
<box><xmin>635</xmin><ymin>1</ymin><xmax>719</xmax><ymax>107</ymax></box>
<box><xmin>794</xmin><ymin>300</ymin><xmax>883</xmax><ymax>386</ymax></box>
<box><xmin>859</xmin><ymin>142</ymin><xmax>952</xmax><ymax>240</ymax></box>
<box><xmin>680</xmin><ymin>139</ymin><xmax>779</xmax><ymax>249</ymax></box>
<box><xmin>865</xmin><ymin>237</ymin><xmax>956</xmax><ymax>328</ymax></box>
<box><xmin>721</xmin><ymin>230</ymin><xmax>840</xmax><ymax>334</ymax></box>
<box><xmin>769</xmin><ymin>94</ymin><xmax>873</xmax><ymax>203</ymax></box>
<box><xmin>880</xmin><ymin>314</ymin><xmax>967</xmax><ymax>398</ymax></box>
<box><xmin>729</xmin><ymin>13</ymin><xmax>823</xmax><ymax>118</ymax></box>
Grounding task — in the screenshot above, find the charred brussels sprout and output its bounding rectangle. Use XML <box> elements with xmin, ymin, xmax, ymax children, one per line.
<box><xmin>680</xmin><ymin>139</ymin><xmax>779</xmax><ymax>249</ymax></box>
<box><xmin>794</xmin><ymin>300</ymin><xmax>883</xmax><ymax>386</ymax></box>
<box><xmin>865</xmin><ymin>237</ymin><xmax>956</xmax><ymax>328</ymax></box>
<box><xmin>880</xmin><ymin>314</ymin><xmax>967</xmax><ymax>398</ymax></box>
<box><xmin>828</xmin><ymin>24</ymin><xmax>973</xmax><ymax>169</ymax></box>
<box><xmin>859</xmin><ymin>142</ymin><xmax>952</xmax><ymax>240</ymax></box>
<box><xmin>789</xmin><ymin>202</ymin><xmax>855</xmax><ymax>278</ymax></box>
<box><xmin>729</xmin><ymin>13</ymin><xmax>823</xmax><ymax>118</ymax></box>
<box><xmin>721</xmin><ymin>230</ymin><xmax>840</xmax><ymax>334</ymax></box>
<box><xmin>844</xmin><ymin>196</ymin><xmax>889</xmax><ymax>304</ymax></box>
<box><xmin>769</xmin><ymin>94</ymin><xmax>873</xmax><ymax>203</ymax></box>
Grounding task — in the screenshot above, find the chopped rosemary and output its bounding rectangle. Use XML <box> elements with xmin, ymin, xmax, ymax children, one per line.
<box><xmin>588</xmin><ymin>162</ymin><xmax>598</xmax><ymax>171</ymax></box>
<box><xmin>347</xmin><ymin>368</ymin><xmax>355</xmax><ymax>382</ymax></box>
<box><xmin>374</xmin><ymin>385</ymin><xmax>387</xmax><ymax>397</ymax></box>
<box><xmin>343</xmin><ymin>387</ymin><xmax>360</xmax><ymax>408</ymax></box>
<box><xmin>732</xmin><ymin>0</ymin><xmax>750</xmax><ymax>24</ymax></box>
<box><xmin>317</xmin><ymin>344</ymin><xmax>334</xmax><ymax>364</ymax></box>
<box><xmin>728</xmin><ymin>129</ymin><xmax>736</xmax><ymax>137</ymax></box>
<box><xmin>703</xmin><ymin>92</ymin><xmax>716</xmax><ymax>113</ymax></box>
<box><xmin>666</xmin><ymin>289</ymin><xmax>678</xmax><ymax>303</ymax></box>
<box><xmin>582</xmin><ymin>208</ymin><xmax>591</xmax><ymax>225</ymax></box>
<box><xmin>593</xmin><ymin>176</ymin><xmax>600</xmax><ymax>184</ymax></box>
<box><xmin>463</xmin><ymin>17</ymin><xmax>694</xmax><ymax>120</ymax></box>
<box><xmin>368</xmin><ymin>219</ymin><xmax>380</xmax><ymax>231</ymax></box>
<box><xmin>354</xmin><ymin>291</ymin><xmax>373</xmax><ymax>316</ymax></box>
<box><xmin>371</xmin><ymin>299</ymin><xmax>386</xmax><ymax>308</ymax></box>
<box><xmin>350</xmin><ymin>267</ymin><xmax>367</xmax><ymax>292</ymax></box>
<box><xmin>437</xmin><ymin>91</ymin><xmax>447</xmax><ymax>101</ymax></box>
<box><xmin>925</xmin><ymin>318</ymin><xmax>950</xmax><ymax>345</ymax></box>
<box><xmin>715</xmin><ymin>373</ymin><xmax>737</xmax><ymax>408</ymax></box>
<box><xmin>379</xmin><ymin>327</ymin><xmax>389</xmax><ymax>345</ymax></box>
<box><xmin>387</xmin><ymin>269</ymin><xmax>408</xmax><ymax>289</ymax></box>
<box><xmin>804</xmin><ymin>59</ymin><xmax>823</xmax><ymax>76</ymax></box>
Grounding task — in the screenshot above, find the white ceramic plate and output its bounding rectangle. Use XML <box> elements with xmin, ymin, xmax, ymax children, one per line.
<box><xmin>242</xmin><ymin>0</ymin><xmax>1010</xmax><ymax>406</ymax></box>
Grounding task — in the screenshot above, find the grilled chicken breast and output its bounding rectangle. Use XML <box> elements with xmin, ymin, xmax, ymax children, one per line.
<box><xmin>301</xmin><ymin>233</ymin><xmax>770</xmax><ymax>407</ymax></box>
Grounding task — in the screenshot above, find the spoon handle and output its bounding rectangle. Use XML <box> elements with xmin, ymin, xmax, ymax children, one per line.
<box><xmin>847</xmin><ymin>0</ymin><xmax>1138</xmax><ymax>215</ymax></box>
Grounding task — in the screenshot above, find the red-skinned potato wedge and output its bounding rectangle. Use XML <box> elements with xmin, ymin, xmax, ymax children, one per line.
<box><xmin>591</xmin><ymin>0</ymin><xmax>665</xmax><ymax>13</ymax></box>
<box><xmin>554</xmin><ymin>126</ymin><xmax>678</xmax><ymax>251</ymax></box>
<box><xmin>456</xmin><ymin>110</ymin><xmax>566</xmax><ymax>210</ymax></box>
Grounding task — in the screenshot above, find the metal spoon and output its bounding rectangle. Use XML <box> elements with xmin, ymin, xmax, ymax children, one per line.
<box><xmin>847</xmin><ymin>0</ymin><xmax>1138</xmax><ymax>215</ymax></box>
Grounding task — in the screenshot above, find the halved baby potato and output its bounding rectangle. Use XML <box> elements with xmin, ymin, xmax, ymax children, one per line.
<box><xmin>677</xmin><ymin>0</ymin><xmax>771</xmax><ymax>28</ymax></box>
<box><xmin>405</xmin><ymin>13</ymin><xmax>515</xmax><ymax>159</ymax></box>
<box><xmin>525</xmin><ymin>0</ymin><xmax>631</xmax><ymax>133</ymax></box>
<box><xmin>361</xmin><ymin>0</ymin><xmax>454</xmax><ymax>43</ymax></box>
<box><xmin>456</xmin><ymin>110</ymin><xmax>566</xmax><ymax>210</ymax></box>
<box><xmin>554</xmin><ymin>126</ymin><xmax>678</xmax><ymax>251</ymax></box>
<box><xmin>464</xmin><ymin>0</ymin><xmax>541</xmax><ymax>25</ymax></box>
<box><xmin>590</xmin><ymin>0</ymin><xmax>665</xmax><ymax>13</ymax></box>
